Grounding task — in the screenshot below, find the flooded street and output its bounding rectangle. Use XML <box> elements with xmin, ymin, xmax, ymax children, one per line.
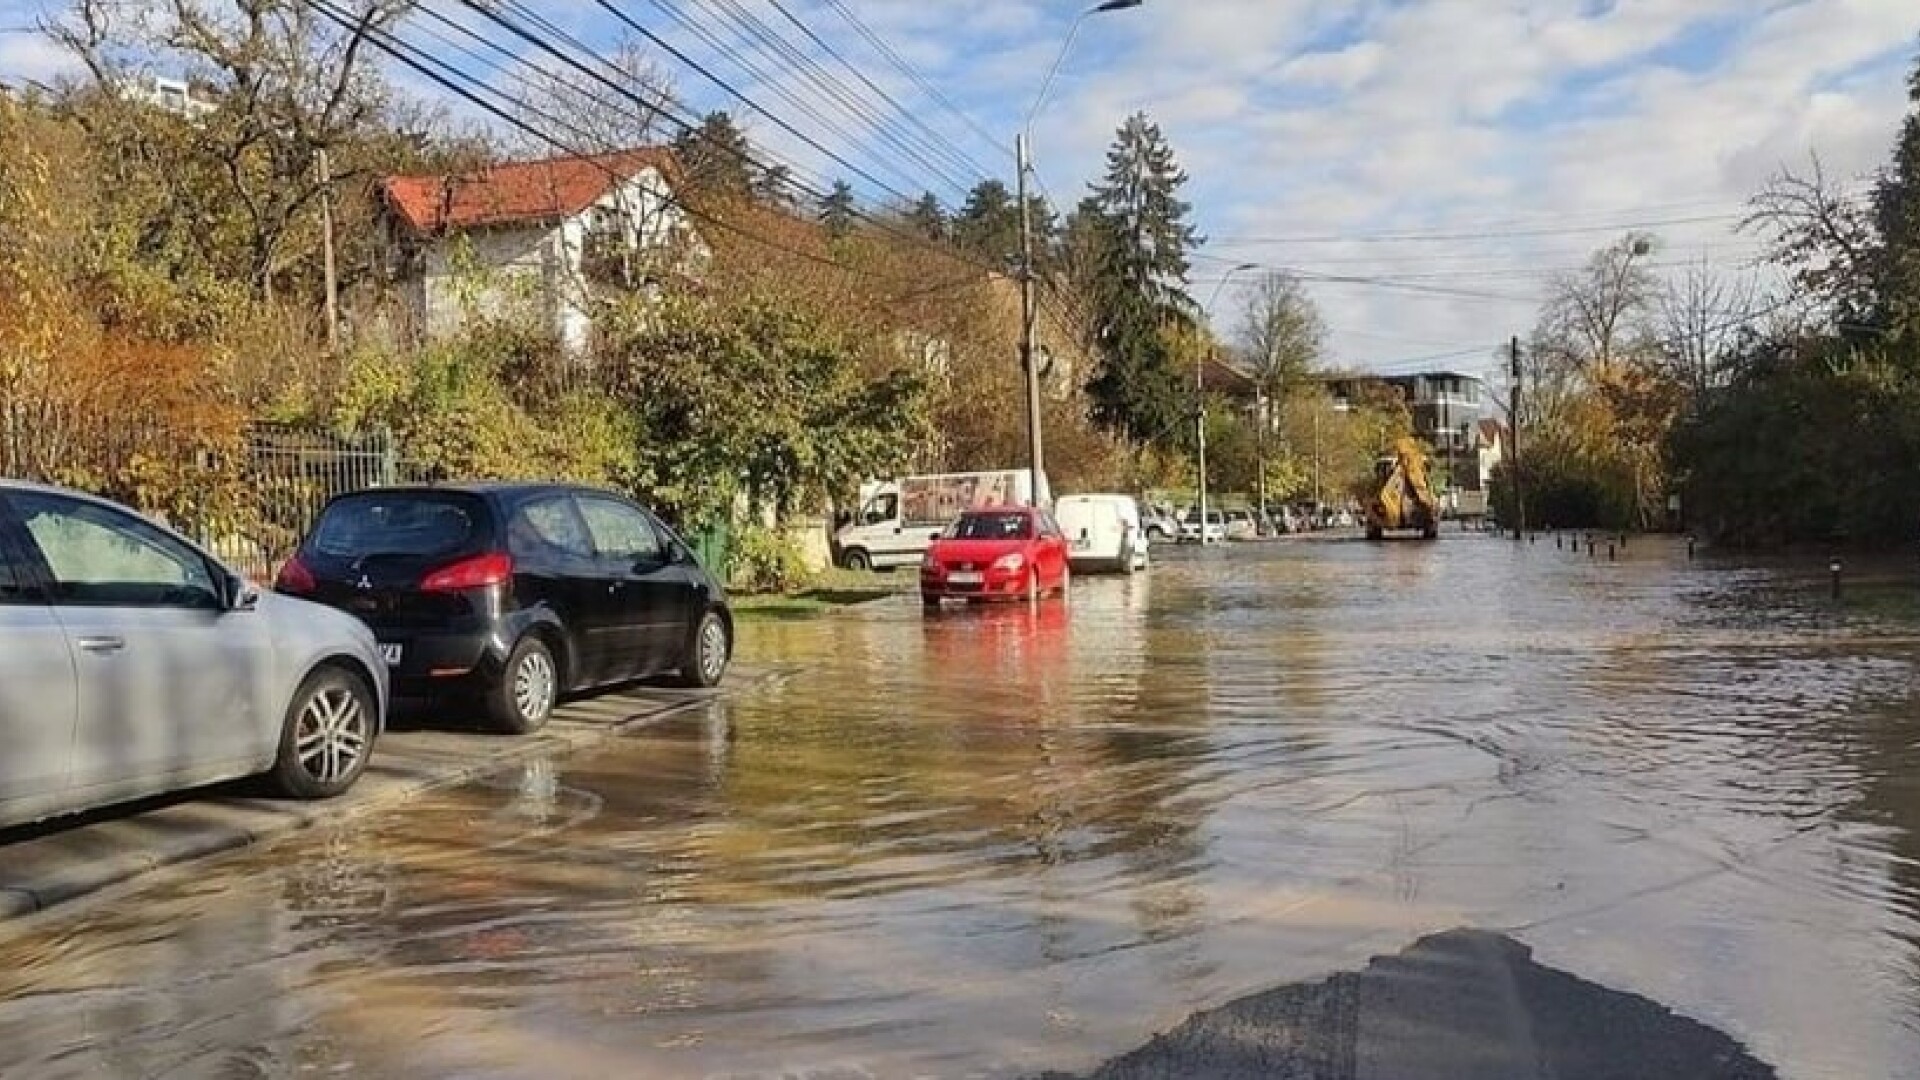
<box><xmin>6</xmin><ymin>535</ymin><xmax>1920</xmax><ymax>1078</ymax></box>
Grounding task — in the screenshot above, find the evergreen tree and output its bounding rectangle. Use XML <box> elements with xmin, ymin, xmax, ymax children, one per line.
<box><xmin>1091</xmin><ymin>112</ymin><xmax>1203</xmax><ymax>306</ymax></box>
<box><xmin>673</xmin><ymin>111</ymin><xmax>755</xmax><ymax>195</ymax></box>
<box><xmin>952</xmin><ymin>179</ymin><xmax>1055</xmax><ymax>266</ymax></box>
<box><xmin>819</xmin><ymin>180</ymin><xmax>857</xmax><ymax>238</ymax></box>
<box><xmin>1873</xmin><ymin>56</ymin><xmax>1920</xmax><ymax>343</ymax></box>
<box><xmin>753</xmin><ymin>162</ymin><xmax>797</xmax><ymax>207</ymax></box>
<box><xmin>1078</xmin><ymin>112</ymin><xmax>1205</xmax><ymax>445</ymax></box>
<box><xmin>905</xmin><ymin>191</ymin><xmax>947</xmax><ymax>242</ymax></box>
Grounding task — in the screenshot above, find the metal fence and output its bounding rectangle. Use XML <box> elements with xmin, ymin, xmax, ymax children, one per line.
<box><xmin>194</xmin><ymin>425</ymin><xmax>428</xmax><ymax>582</ymax></box>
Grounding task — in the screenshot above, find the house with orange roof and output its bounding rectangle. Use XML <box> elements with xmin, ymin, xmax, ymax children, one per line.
<box><xmin>376</xmin><ymin>148</ymin><xmax>701</xmax><ymax>352</ymax></box>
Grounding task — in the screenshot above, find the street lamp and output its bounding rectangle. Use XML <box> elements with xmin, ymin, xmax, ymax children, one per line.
<box><xmin>1015</xmin><ymin>0</ymin><xmax>1142</xmax><ymax>506</ymax></box>
<box><xmin>1195</xmin><ymin>262</ymin><xmax>1258</xmax><ymax>545</ymax></box>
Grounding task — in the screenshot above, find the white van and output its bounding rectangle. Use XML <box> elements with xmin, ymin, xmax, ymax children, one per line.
<box><xmin>1055</xmin><ymin>494</ymin><xmax>1148</xmax><ymax>574</ymax></box>
<box><xmin>836</xmin><ymin>470</ymin><xmax>1048</xmax><ymax>571</ymax></box>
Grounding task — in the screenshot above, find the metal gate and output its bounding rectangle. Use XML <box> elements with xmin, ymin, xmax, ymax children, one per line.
<box><xmin>196</xmin><ymin>425</ymin><xmax>425</xmax><ymax>581</ymax></box>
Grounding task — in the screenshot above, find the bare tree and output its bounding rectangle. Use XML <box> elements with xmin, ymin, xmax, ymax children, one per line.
<box><xmin>1743</xmin><ymin>154</ymin><xmax>1877</xmax><ymax>316</ymax></box>
<box><xmin>510</xmin><ymin>33</ymin><xmax>677</xmax><ymax>157</ymax></box>
<box><xmin>1654</xmin><ymin>260</ymin><xmax>1771</xmax><ymax>399</ymax></box>
<box><xmin>1234</xmin><ymin>271</ymin><xmax>1325</xmax><ymax>515</ymax></box>
<box><xmin>48</xmin><ymin>0</ymin><xmax>411</xmax><ymax>300</ymax></box>
<box><xmin>1537</xmin><ymin>231</ymin><xmax>1660</xmax><ymax>385</ymax></box>
<box><xmin>1236</xmin><ymin>270</ymin><xmax>1325</xmax><ymax>395</ymax></box>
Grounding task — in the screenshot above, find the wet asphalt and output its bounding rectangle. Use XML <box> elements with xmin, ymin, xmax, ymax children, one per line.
<box><xmin>4</xmin><ymin>533</ymin><xmax>1920</xmax><ymax>1078</ymax></box>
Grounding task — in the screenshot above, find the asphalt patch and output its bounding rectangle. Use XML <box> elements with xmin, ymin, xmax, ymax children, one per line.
<box><xmin>1039</xmin><ymin>929</ymin><xmax>1777</xmax><ymax>1080</ymax></box>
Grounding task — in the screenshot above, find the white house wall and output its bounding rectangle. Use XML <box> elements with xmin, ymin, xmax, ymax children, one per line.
<box><xmin>420</xmin><ymin>224</ymin><xmax>554</xmax><ymax>343</ymax></box>
<box><xmin>413</xmin><ymin>166</ymin><xmax>697</xmax><ymax>354</ymax></box>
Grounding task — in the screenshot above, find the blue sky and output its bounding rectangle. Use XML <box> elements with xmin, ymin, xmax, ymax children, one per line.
<box><xmin>3</xmin><ymin>0</ymin><xmax>1916</xmax><ymax>375</ymax></box>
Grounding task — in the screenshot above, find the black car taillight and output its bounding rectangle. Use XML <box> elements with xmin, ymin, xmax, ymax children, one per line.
<box><xmin>421</xmin><ymin>552</ymin><xmax>514</xmax><ymax>593</ymax></box>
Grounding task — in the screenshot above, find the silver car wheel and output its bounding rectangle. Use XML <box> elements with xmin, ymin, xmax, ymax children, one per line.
<box><xmin>699</xmin><ymin>617</ymin><xmax>729</xmax><ymax>682</ymax></box>
<box><xmin>296</xmin><ymin>685</ymin><xmax>369</xmax><ymax>785</ymax></box>
<box><xmin>514</xmin><ymin>649</ymin><xmax>557</xmax><ymax>722</ymax></box>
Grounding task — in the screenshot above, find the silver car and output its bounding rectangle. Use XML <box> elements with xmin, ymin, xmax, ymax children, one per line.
<box><xmin>0</xmin><ymin>481</ymin><xmax>387</xmax><ymax>830</ymax></box>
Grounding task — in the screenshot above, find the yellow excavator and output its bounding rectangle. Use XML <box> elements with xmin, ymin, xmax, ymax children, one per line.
<box><xmin>1366</xmin><ymin>438</ymin><xmax>1441</xmax><ymax>541</ymax></box>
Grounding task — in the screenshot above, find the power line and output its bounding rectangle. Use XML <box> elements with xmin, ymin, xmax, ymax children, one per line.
<box><xmin>691</xmin><ymin>0</ymin><xmax>981</xmax><ymax>195</ymax></box>
<box><xmin>418</xmin><ymin>0</ymin><xmax>1003</xmax><ymax>279</ymax></box>
<box><xmin>583</xmin><ymin>0</ymin><xmax>934</xmax><ymax>210</ymax></box>
<box><xmin>643</xmin><ymin>0</ymin><xmax>977</xmax><ymax>200</ymax></box>
<box><xmin>1209</xmin><ymin>212</ymin><xmax>1749</xmax><ymax>247</ymax></box>
<box><xmin>760</xmin><ymin>0</ymin><xmax>999</xmax><ymax>188</ymax></box>
<box><xmin>815</xmin><ymin>0</ymin><xmax>1011</xmax><ymax>165</ymax></box>
<box><xmin>311</xmin><ymin>0</ymin><xmax>931</xmax><ymax>285</ymax></box>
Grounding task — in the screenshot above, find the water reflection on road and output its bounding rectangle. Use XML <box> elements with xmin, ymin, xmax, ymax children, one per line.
<box><xmin>5</xmin><ymin>536</ymin><xmax>1920</xmax><ymax>1078</ymax></box>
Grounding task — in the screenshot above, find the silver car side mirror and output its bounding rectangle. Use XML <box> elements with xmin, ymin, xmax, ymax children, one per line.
<box><xmin>227</xmin><ymin>575</ymin><xmax>261</xmax><ymax>612</ymax></box>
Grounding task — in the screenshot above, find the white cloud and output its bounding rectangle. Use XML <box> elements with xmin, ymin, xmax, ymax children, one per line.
<box><xmin>1278</xmin><ymin>40</ymin><xmax>1384</xmax><ymax>90</ymax></box>
<box><xmin>0</xmin><ymin>25</ymin><xmax>73</xmax><ymax>87</ymax></box>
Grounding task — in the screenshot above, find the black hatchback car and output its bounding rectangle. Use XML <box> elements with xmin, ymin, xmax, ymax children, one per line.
<box><xmin>275</xmin><ymin>483</ymin><xmax>732</xmax><ymax>733</ymax></box>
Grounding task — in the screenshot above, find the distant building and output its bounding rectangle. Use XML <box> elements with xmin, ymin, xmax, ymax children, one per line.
<box><xmin>117</xmin><ymin>75</ymin><xmax>217</xmax><ymax>119</ymax></box>
<box><xmin>375</xmin><ymin>149</ymin><xmax>702</xmax><ymax>352</ymax></box>
<box><xmin>1320</xmin><ymin>369</ymin><xmax>1493</xmax><ymax>497</ymax></box>
<box><xmin>1325</xmin><ymin>370</ymin><xmax>1485</xmax><ymax>454</ymax></box>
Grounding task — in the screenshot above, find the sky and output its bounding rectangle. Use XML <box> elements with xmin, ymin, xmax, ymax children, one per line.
<box><xmin>3</xmin><ymin>0</ymin><xmax>1916</xmax><ymax>379</ymax></box>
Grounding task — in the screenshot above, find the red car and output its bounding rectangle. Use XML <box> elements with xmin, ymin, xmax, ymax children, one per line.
<box><xmin>921</xmin><ymin>507</ymin><xmax>1071</xmax><ymax>607</ymax></box>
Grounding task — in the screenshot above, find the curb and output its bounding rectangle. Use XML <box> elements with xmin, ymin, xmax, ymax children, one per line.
<box><xmin>0</xmin><ymin>665</ymin><xmax>797</xmax><ymax>931</ymax></box>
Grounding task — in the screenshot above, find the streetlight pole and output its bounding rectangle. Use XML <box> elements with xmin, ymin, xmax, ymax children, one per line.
<box><xmin>1197</xmin><ymin>262</ymin><xmax>1257</xmax><ymax>545</ymax></box>
<box><xmin>1016</xmin><ymin>0</ymin><xmax>1142</xmax><ymax>507</ymax></box>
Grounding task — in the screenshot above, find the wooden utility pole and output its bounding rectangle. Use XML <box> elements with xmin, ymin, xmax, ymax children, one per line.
<box><xmin>319</xmin><ymin>146</ymin><xmax>340</xmax><ymax>353</ymax></box>
<box><xmin>1510</xmin><ymin>335</ymin><xmax>1525</xmax><ymax>539</ymax></box>
<box><xmin>1015</xmin><ymin>133</ymin><xmax>1045</xmax><ymax>506</ymax></box>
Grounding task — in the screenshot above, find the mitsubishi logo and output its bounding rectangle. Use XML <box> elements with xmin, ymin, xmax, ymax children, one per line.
<box><xmin>356</xmin><ymin>574</ymin><xmax>373</xmax><ymax>591</ymax></box>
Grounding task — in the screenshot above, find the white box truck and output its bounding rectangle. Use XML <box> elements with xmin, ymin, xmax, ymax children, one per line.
<box><xmin>835</xmin><ymin>470</ymin><xmax>1048</xmax><ymax>571</ymax></box>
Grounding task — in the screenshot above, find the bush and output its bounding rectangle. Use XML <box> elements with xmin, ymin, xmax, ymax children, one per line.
<box><xmin>727</xmin><ymin>526</ymin><xmax>812</xmax><ymax>594</ymax></box>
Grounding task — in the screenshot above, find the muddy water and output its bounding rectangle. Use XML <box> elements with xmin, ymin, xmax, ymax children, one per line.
<box><xmin>5</xmin><ymin>536</ymin><xmax>1920</xmax><ymax>1078</ymax></box>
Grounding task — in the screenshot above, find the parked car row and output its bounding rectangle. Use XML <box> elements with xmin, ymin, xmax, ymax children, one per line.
<box><xmin>0</xmin><ymin>480</ymin><xmax>731</xmax><ymax>831</ymax></box>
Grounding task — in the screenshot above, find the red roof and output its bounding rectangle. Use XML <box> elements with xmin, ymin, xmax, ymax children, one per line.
<box><xmin>378</xmin><ymin>149</ymin><xmax>678</xmax><ymax>235</ymax></box>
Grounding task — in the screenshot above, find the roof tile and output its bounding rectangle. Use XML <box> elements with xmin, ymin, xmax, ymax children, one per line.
<box><xmin>378</xmin><ymin>149</ymin><xmax>678</xmax><ymax>235</ymax></box>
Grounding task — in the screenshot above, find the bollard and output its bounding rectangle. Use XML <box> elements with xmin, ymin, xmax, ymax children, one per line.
<box><xmin>1687</xmin><ymin>536</ymin><xmax>1696</xmax><ymax>559</ymax></box>
<box><xmin>1831</xmin><ymin>559</ymin><xmax>1843</xmax><ymax>599</ymax></box>
<box><xmin>1587</xmin><ymin>538</ymin><xmax>1596</xmax><ymax>557</ymax></box>
<box><xmin>1618</xmin><ymin>533</ymin><xmax>1628</xmax><ymax>551</ymax></box>
<box><xmin>1608</xmin><ymin>542</ymin><xmax>1616</xmax><ymax>562</ymax></box>
<box><xmin>1556</xmin><ymin>535</ymin><xmax>1563</xmax><ymax>550</ymax></box>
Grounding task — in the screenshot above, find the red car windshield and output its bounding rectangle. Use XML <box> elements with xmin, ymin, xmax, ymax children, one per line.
<box><xmin>946</xmin><ymin>512</ymin><xmax>1032</xmax><ymax>540</ymax></box>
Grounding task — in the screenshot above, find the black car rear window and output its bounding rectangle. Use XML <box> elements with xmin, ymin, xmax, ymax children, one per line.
<box><xmin>310</xmin><ymin>493</ymin><xmax>486</xmax><ymax>559</ymax></box>
<box><xmin>949</xmin><ymin>512</ymin><xmax>1031</xmax><ymax>540</ymax></box>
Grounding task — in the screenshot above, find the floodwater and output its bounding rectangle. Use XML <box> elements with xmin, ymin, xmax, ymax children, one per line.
<box><xmin>5</xmin><ymin>535</ymin><xmax>1920</xmax><ymax>1078</ymax></box>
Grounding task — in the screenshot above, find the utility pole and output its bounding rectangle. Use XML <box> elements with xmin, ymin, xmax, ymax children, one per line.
<box><xmin>1510</xmin><ymin>334</ymin><xmax>1525</xmax><ymax>540</ymax></box>
<box><xmin>1312</xmin><ymin>406</ymin><xmax>1322</xmax><ymax>509</ymax></box>
<box><xmin>319</xmin><ymin>145</ymin><xmax>340</xmax><ymax>354</ymax></box>
<box><xmin>1015</xmin><ymin>133</ymin><xmax>1044</xmax><ymax>506</ymax></box>
<box><xmin>1254</xmin><ymin>386</ymin><xmax>1268</xmax><ymax>524</ymax></box>
<box><xmin>1196</xmin><ymin>350</ymin><xmax>1209</xmax><ymax>544</ymax></box>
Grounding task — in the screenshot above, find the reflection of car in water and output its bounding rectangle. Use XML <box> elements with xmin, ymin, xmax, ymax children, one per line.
<box><xmin>921</xmin><ymin>508</ymin><xmax>1072</xmax><ymax>608</ymax></box>
<box><xmin>919</xmin><ymin>596</ymin><xmax>1072</xmax><ymax>702</ymax></box>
